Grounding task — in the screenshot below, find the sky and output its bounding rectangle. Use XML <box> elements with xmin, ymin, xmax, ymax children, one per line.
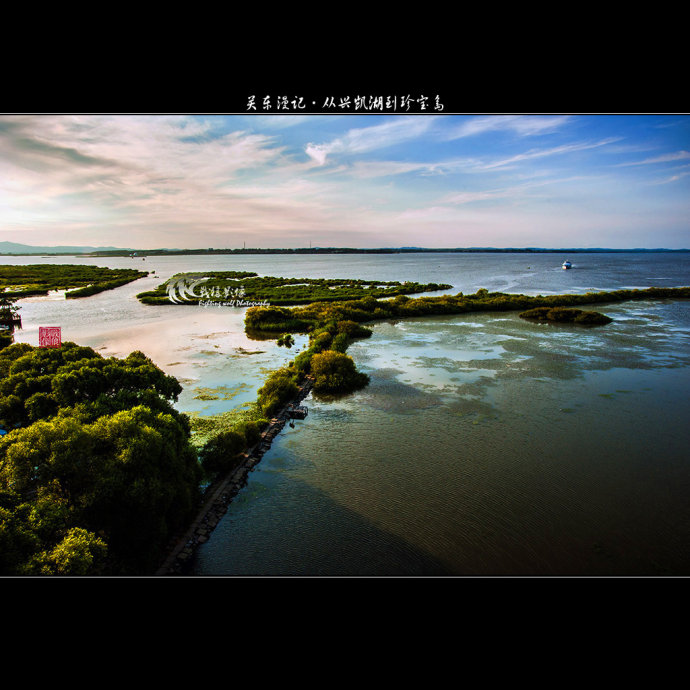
<box><xmin>0</xmin><ymin>113</ymin><xmax>688</xmax><ymax>249</ymax></box>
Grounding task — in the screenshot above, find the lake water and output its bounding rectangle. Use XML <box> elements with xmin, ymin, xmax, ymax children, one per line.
<box><xmin>4</xmin><ymin>252</ymin><xmax>690</xmax><ymax>575</ymax></box>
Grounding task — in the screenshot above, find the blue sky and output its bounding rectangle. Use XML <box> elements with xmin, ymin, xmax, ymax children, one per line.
<box><xmin>0</xmin><ymin>113</ymin><xmax>688</xmax><ymax>249</ymax></box>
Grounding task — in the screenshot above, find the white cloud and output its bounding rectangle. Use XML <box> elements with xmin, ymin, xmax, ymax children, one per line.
<box><xmin>447</xmin><ymin>114</ymin><xmax>571</xmax><ymax>139</ymax></box>
<box><xmin>347</xmin><ymin>160</ymin><xmax>442</xmax><ymax>178</ymax></box>
<box><xmin>0</xmin><ymin>114</ymin><xmax>686</xmax><ymax>250</ymax></box>
<box><xmin>442</xmin><ymin>189</ymin><xmax>513</xmax><ymax>205</ymax></box>
<box><xmin>651</xmin><ymin>164</ymin><xmax>690</xmax><ymax>184</ymax></box>
<box><xmin>619</xmin><ymin>150</ymin><xmax>690</xmax><ymax>166</ymax></box>
<box><xmin>477</xmin><ymin>138</ymin><xmax>621</xmax><ymax>170</ymax></box>
<box><xmin>305</xmin><ymin>116</ymin><xmax>438</xmax><ymax>165</ymax></box>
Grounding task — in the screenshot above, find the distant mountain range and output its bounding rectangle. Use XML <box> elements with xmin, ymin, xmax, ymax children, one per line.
<box><xmin>0</xmin><ymin>241</ymin><xmax>687</xmax><ymax>255</ymax></box>
<box><xmin>0</xmin><ymin>241</ymin><xmax>129</xmax><ymax>254</ymax></box>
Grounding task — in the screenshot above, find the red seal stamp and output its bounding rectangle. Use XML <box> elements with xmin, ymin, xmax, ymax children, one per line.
<box><xmin>39</xmin><ymin>326</ymin><xmax>62</xmax><ymax>348</ymax></box>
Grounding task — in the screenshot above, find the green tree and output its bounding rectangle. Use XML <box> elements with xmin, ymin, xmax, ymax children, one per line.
<box><xmin>29</xmin><ymin>527</ymin><xmax>108</xmax><ymax>575</ymax></box>
<box><xmin>199</xmin><ymin>430</ymin><xmax>246</xmax><ymax>476</ymax></box>
<box><xmin>0</xmin><ymin>343</ymin><xmax>202</xmax><ymax>575</ymax></box>
<box><xmin>310</xmin><ymin>350</ymin><xmax>369</xmax><ymax>394</ymax></box>
<box><xmin>257</xmin><ymin>367</ymin><xmax>299</xmax><ymax>417</ymax></box>
<box><xmin>0</xmin><ymin>342</ymin><xmax>185</xmax><ymax>429</ymax></box>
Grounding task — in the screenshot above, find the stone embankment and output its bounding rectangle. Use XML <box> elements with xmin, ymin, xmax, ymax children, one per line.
<box><xmin>156</xmin><ymin>376</ymin><xmax>314</xmax><ymax>575</ymax></box>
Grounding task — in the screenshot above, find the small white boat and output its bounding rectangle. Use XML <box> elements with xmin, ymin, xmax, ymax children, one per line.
<box><xmin>562</xmin><ymin>260</ymin><xmax>572</xmax><ymax>269</ymax></box>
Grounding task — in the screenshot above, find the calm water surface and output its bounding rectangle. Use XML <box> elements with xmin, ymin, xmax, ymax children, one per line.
<box><xmin>4</xmin><ymin>252</ymin><xmax>690</xmax><ymax>575</ymax></box>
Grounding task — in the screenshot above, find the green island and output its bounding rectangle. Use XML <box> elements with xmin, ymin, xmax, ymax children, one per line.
<box><xmin>242</xmin><ymin>285</ymin><xmax>689</xmax><ymax>335</ymax></box>
<box><xmin>0</xmin><ymin>264</ymin><xmax>149</xmax><ymax>300</ymax></box>
<box><xmin>518</xmin><ymin>306</ymin><xmax>613</xmax><ymax>325</ymax></box>
<box><xmin>239</xmin><ymin>285</ymin><xmax>689</xmax><ymax>419</ymax></box>
<box><xmin>136</xmin><ymin>272</ymin><xmax>452</xmax><ymax>306</ymax></box>
<box><xmin>1</xmin><ymin>280</ymin><xmax>689</xmax><ymax>575</ymax></box>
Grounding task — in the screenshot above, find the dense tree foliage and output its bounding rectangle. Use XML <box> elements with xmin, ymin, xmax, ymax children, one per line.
<box><xmin>0</xmin><ymin>264</ymin><xmax>147</xmax><ymax>299</ymax></box>
<box><xmin>0</xmin><ymin>295</ymin><xmax>21</xmax><ymax>349</ymax></box>
<box><xmin>0</xmin><ymin>344</ymin><xmax>185</xmax><ymax>427</ymax></box>
<box><xmin>199</xmin><ymin>429</ymin><xmax>246</xmax><ymax>476</ymax></box>
<box><xmin>0</xmin><ymin>342</ymin><xmax>201</xmax><ymax>575</ymax></box>
<box><xmin>196</xmin><ymin>418</ymin><xmax>265</xmax><ymax>476</ymax></box>
<box><xmin>256</xmin><ymin>367</ymin><xmax>300</xmax><ymax>418</ymax></box>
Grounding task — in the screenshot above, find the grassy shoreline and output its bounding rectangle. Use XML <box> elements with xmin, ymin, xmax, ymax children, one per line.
<box><xmin>137</xmin><ymin>272</ymin><xmax>452</xmax><ymax>307</ymax></box>
<box><xmin>0</xmin><ymin>264</ymin><xmax>148</xmax><ymax>300</ymax></box>
<box><xmin>244</xmin><ymin>285</ymin><xmax>690</xmax><ymax>333</ymax></box>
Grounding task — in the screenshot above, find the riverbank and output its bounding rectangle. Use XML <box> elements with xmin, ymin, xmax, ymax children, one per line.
<box><xmin>155</xmin><ymin>375</ymin><xmax>314</xmax><ymax>575</ymax></box>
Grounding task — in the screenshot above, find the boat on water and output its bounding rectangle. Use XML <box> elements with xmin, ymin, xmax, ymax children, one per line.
<box><xmin>562</xmin><ymin>260</ymin><xmax>572</xmax><ymax>269</ymax></box>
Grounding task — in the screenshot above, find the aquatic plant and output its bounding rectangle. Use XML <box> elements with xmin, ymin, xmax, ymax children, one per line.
<box><xmin>276</xmin><ymin>334</ymin><xmax>295</xmax><ymax>348</ymax></box>
<box><xmin>187</xmin><ymin>403</ymin><xmax>268</xmax><ymax>449</ymax></box>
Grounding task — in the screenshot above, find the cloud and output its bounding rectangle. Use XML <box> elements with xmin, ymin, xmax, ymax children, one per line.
<box><xmin>650</xmin><ymin>164</ymin><xmax>690</xmax><ymax>185</ymax></box>
<box><xmin>446</xmin><ymin>114</ymin><xmax>571</xmax><ymax>139</ymax></box>
<box><xmin>305</xmin><ymin>116</ymin><xmax>438</xmax><ymax>165</ymax></box>
<box><xmin>439</xmin><ymin>175</ymin><xmax>595</xmax><ymax>207</ymax></box>
<box><xmin>619</xmin><ymin>150</ymin><xmax>690</xmax><ymax>166</ymax></box>
<box><xmin>347</xmin><ymin>160</ymin><xmax>443</xmax><ymax>178</ymax></box>
<box><xmin>0</xmin><ymin>114</ymin><xmax>286</xmax><ymax>209</ymax></box>
<box><xmin>248</xmin><ymin>115</ymin><xmax>319</xmax><ymax>129</ymax></box>
<box><xmin>2</xmin><ymin>114</ymin><xmax>407</xmax><ymax>248</ymax></box>
<box><xmin>476</xmin><ymin>138</ymin><xmax>621</xmax><ymax>170</ymax></box>
<box><xmin>441</xmin><ymin>189</ymin><xmax>515</xmax><ymax>205</ymax></box>
<box><xmin>1</xmin><ymin>114</ymin><xmax>687</xmax><ymax>250</ymax></box>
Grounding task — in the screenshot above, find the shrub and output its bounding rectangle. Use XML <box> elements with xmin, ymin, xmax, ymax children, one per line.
<box><xmin>277</xmin><ymin>334</ymin><xmax>295</xmax><ymax>348</ymax></box>
<box><xmin>236</xmin><ymin>420</ymin><xmax>262</xmax><ymax>446</ymax></box>
<box><xmin>331</xmin><ymin>333</ymin><xmax>350</xmax><ymax>353</ymax></box>
<box><xmin>310</xmin><ymin>350</ymin><xmax>369</xmax><ymax>394</ymax></box>
<box><xmin>257</xmin><ymin>367</ymin><xmax>299</xmax><ymax>417</ymax></box>
<box><xmin>574</xmin><ymin>310</ymin><xmax>613</xmax><ymax>325</ymax></box>
<box><xmin>199</xmin><ymin>430</ymin><xmax>246</xmax><ymax>476</ymax></box>
<box><xmin>519</xmin><ymin>306</ymin><xmax>612</xmax><ymax>325</ymax></box>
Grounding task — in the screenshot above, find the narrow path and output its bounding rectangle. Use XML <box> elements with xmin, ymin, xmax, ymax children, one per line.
<box><xmin>155</xmin><ymin>376</ymin><xmax>314</xmax><ymax>575</ymax></box>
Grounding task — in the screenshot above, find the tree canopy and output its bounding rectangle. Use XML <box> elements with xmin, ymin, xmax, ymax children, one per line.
<box><xmin>310</xmin><ymin>350</ymin><xmax>370</xmax><ymax>394</ymax></box>
<box><xmin>0</xmin><ymin>342</ymin><xmax>201</xmax><ymax>575</ymax></box>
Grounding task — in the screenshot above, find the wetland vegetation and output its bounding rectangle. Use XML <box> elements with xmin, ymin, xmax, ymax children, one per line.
<box><xmin>519</xmin><ymin>307</ymin><xmax>613</xmax><ymax>325</ymax></box>
<box><xmin>241</xmin><ymin>285</ymin><xmax>690</xmax><ymax>415</ymax></box>
<box><xmin>136</xmin><ymin>272</ymin><xmax>452</xmax><ymax>306</ymax></box>
<box><xmin>0</xmin><ymin>264</ymin><xmax>148</xmax><ymax>299</ymax></box>
<box><xmin>245</xmin><ymin>286</ymin><xmax>688</xmax><ymax>332</ymax></box>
